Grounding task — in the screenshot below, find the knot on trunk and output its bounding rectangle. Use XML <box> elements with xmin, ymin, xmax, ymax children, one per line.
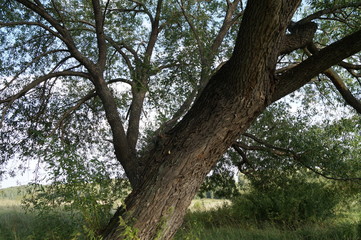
<box><xmin>279</xmin><ymin>21</ymin><xmax>318</xmax><ymax>55</ymax></box>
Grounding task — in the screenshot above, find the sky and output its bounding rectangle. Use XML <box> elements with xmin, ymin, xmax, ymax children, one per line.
<box><xmin>0</xmin><ymin>159</ymin><xmax>40</xmax><ymax>189</ymax></box>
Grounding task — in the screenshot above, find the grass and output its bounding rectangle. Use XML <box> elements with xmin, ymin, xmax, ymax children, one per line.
<box><xmin>177</xmin><ymin>223</ymin><xmax>361</xmax><ymax>240</ymax></box>
<box><xmin>189</xmin><ymin>199</ymin><xmax>231</xmax><ymax>212</ymax></box>
<box><xmin>175</xmin><ymin>201</ymin><xmax>361</xmax><ymax>240</ymax></box>
<box><xmin>0</xmin><ymin>189</ymin><xmax>360</xmax><ymax>240</ymax></box>
<box><xmin>0</xmin><ymin>199</ymin><xmax>83</xmax><ymax>240</ymax></box>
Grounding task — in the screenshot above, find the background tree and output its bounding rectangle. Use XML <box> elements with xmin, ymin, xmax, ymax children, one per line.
<box><xmin>1</xmin><ymin>0</ymin><xmax>361</xmax><ymax>239</ymax></box>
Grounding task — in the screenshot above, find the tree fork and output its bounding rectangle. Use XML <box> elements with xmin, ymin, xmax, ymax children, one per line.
<box><xmin>102</xmin><ymin>1</ymin><xmax>302</xmax><ymax>239</ymax></box>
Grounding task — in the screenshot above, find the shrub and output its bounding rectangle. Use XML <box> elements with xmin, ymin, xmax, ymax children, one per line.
<box><xmin>231</xmin><ymin>176</ymin><xmax>339</xmax><ymax>228</ymax></box>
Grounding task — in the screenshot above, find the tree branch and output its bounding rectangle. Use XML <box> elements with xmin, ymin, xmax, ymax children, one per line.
<box><xmin>144</xmin><ymin>0</ymin><xmax>163</xmax><ymax>58</ymax></box>
<box><xmin>51</xmin><ymin>90</ymin><xmax>97</xmax><ymax>135</ymax></box>
<box><xmin>50</xmin><ymin>0</ymin><xmax>66</xmax><ymax>26</ymax></box>
<box><xmin>108</xmin><ymin>78</ymin><xmax>133</xmax><ymax>86</ymax></box>
<box><xmin>210</xmin><ymin>0</ymin><xmax>242</xmax><ymax>54</ymax></box>
<box><xmin>273</xmin><ymin>29</ymin><xmax>361</xmax><ymax>102</ymax></box>
<box><xmin>234</xmin><ymin>134</ymin><xmax>361</xmax><ymax>182</ymax></box>
<box><xmin>299</xmin><ymin>42</ymin><xmax>361</xmax><ymax>113</ymax></box>
<box><xmin>128</xmin><ymin>0</ymin><xmax>154</xmax><ymax>23</ymax></box>
<box><xmin>0</xmin><ymin>71</ymin><xmax>89</xmax><ymax>104</ymax></box>
<box><xmin>339</xmin><ymin>61</ymin><xmax>361</xmax><ymax>70</ymax></box>
<box><xmin>156</xmin><ymin>87</ymin><xmax>198</xmax><ymax>135</ymax></box>
<box><xmin>92</xmin><ymin>0</ymin><xmax>107</xmax><ymax>70</ymax></box>
<box><xmin>0</xmin><ymin>21</ymin><xmax>62</xmax><ymax>39</ymax></box>
<box><xmin>0</xmin><ymin>50</ymin><xmax>70</xmax><ymax>92</ymax></box>
<box><xmin>125</xmin><ymin>0</ymin><xmax>164</xmax><ymax>152</ymax></box>
<box><xmin>178</xmin><ymin>0</ymin><xmax>205</xmax><ymax>60</ymax></box>
<box><xmin>16</xmin><ymin>0</ymin><xmax>95</xmax><ymax>71</ymax></box>
<box><xmin>232</xmin><ymin>144</ymin><xmax>253</xmax><ymax>172</ymax></box>
<box><xmin>324</xmin><ymin>68</ymin><xmax>361</xmax><ymax>113</ymax></box>
<box><xmin>105</xmin><ymin>36</ymin><xmax>139</xmax><ymax>71</ymax></box>
<box><xmin>297</xmin><ymin>2</ymin><xmax>361</xmax><ymax>25</ymax></box>
<box><xmin>279</xmin><ymin>22</ymin><xmax>317</xmax><ymax>55</ymax></box>
<box><xmin>0</xmin><ymin>71</ymin><xmax>89</xmax><ymax>128</ymax></box>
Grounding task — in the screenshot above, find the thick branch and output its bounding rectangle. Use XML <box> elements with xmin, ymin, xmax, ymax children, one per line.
<box><xmin>92</xmin><ymin>0</ymin><xmax>107</xmax><ymax>69</ymax></box>
<box><xmin>126</xmin><ymin>88</ymin><xmax>146</xmax><ymax>152</ymax></box>
<box><xmin>324</xmin><ymin>68</ymin><xmax>361</xmax><ymax>114</ymax></box>
<box><xmin>279</xmin><ymin>22</ymin><xmax>317</xmax><ymax>55</ymax></box>
<box><xmin>126</xmin><ymin>0</ymin><xmax>163</xmax><ymax>152</ymax></box>
<box><xmin>91</xmin><ymin>75</ymin><xmax>140</xmax><ymax>187</ymax></box>
<box><xmin>16</xmin><ymin>0</ymin><xmax>95</xmax><ymax>71</ymax></box>
<box><xmin>145</xmin><ymin>0</ymin><xmax>163</xmax><ymax>58</ymax></box>
<box><xmin>210</xmin><ymin>0</ymin><xmax>242</xmax><ymax>53</ymax></box>
<box><xmin>0</xmin><ymin>71</ymin><xmax>89</xmax><ymax>104</ymax></box>
<box><xmin>273</xmin><ymin>29</ymin><xmax>361</xmax><ymax>102</ymax></box>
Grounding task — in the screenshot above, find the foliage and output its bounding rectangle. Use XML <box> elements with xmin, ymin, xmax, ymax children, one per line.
<box><xmin>0</xmin><ymin>204</ymin><xmax>82</xmax><ymax>240</ymax></box>
<box><xmin>199</xmin><ymin>99</ymin><xmax>361</xmax><ymax>202</ymax></box>
<box><xmin>117</xmin><ymin>216</ymin><xmax>140</xmax><ymax>240</ymax></box>
<box><xmin>198</xmin><ymin>157</ymin><xmax>240</xmax><ymax>199</ymax></box>
<box><xmin>175</xmin><ymin>197</ymin><xmax>361</xmax><ymax>240</ymax></box>
<box><xmin>21</xmin><ymin>144</ymin><xmax>131</xmax><ymax>235</ymax></box>
<box><xmin>232</xmin><ymin>174</ymin><xmax>340</xmax><ymax>227</ymax></box>
<box><xmin>22</xmin><ymin>178</ymin><xmax>129</xmax><ymax>236</ymax></box>
<box><xmin>196</xmin><ymin>99</ymin><xmax>361</xmax><ymax>229</ymax></box>
<box><xmin>240</xmin><ymin>101</ymin><xmax>360</xmax><ymax>179</ymax></box>
<box><xmin>1</xmin><ymin>0</ymin><xmax>361</xmax><ymax>238</ymax></box>
<box><xmin>0</xmin><ymin>185</ymin><xmax>28</xmax><ymax>200</ymax></box>
<box><xmin>1</xmin><ymin>190</ymin><xmax>361</xmax><ymax>240</ymax></box>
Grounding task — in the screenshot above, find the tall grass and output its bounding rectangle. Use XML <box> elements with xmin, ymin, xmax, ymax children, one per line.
<box><xmin>175</xmin><ymin>202</ymin><xmax>361</xmax><ymax>240</ymax></box>
<box><xmin>177</xmin><ymin>223</ymin><xmax>361</xmax><ymax>240</ymax></box>
<box><xmin>0</xmin><ymin>202</ymin><xmax>83</xmax><ymax>240</ymax></box>
<box><xmin>1</xmin><ymin>188</ymin><xmax>360</xmax><ymax>239</ymax></box>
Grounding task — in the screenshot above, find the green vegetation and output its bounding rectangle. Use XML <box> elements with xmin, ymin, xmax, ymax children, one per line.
<box><xmin>1</xmin><ymin>0</ymin><xmax>361</xmax><ymax>238</ymax></box>
<box><xmin>0</xmin><ymin>200</ymin><xmax>81</xmax><ymax>240</ymax></box>
<box><xmin>175</xmin><ymin>201</ymin><xmax>361</xmax><ymax>240</ymax></box>
<box><xmin>1</xmin><ymin>182</ymin><xmax>360</xmax><ymax>240</ymax></box>
<box><xmin>0</xmin><ymin>182</ymin><xmax>128</xmax><ymax>240</ymax></box>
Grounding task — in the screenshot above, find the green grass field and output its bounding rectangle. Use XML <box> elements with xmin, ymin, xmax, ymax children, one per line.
<box><xmin>0</xmin><ymin>199</ymin><xmax>84</xmax><ymax>240</ymax></box>
<box><xmin>1</xmin><ymin>187</ymin><xmax>361</xmax><ymax>240</ymax></box>
<box><xmin>175</xmin><ymin>203</ymin><xmax>361</xmax><ymax>240</ymax></box>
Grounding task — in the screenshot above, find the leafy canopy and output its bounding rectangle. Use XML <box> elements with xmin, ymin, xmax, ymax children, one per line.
<box><xmin>0</xmin><ymin>0</ymin><xmax>360</xmax><ymax>203</ymax></box>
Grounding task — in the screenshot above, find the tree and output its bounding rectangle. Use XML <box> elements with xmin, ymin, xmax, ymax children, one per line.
<box><xmin>200</xmin><ymin>101</ymin><xmax>361</xmax><ymax>200</ymax></box>
<box><xmin>1</xmin><ymin>0</ymin><xmax>361</xmax><ymax>239</ymax></box>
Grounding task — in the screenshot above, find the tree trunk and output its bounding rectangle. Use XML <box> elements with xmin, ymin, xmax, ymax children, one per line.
<box><xmin>102</xmin><ymin>1</ymin><xmax>301</xmax><ymax>239</ymax></box>
<box><xmin>103</xmin><ymin>62</ymin><xmax>269</xmax><ymax>240</ymax></box>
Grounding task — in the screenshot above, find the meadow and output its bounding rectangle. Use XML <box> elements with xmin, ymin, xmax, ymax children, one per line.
<box><xmin>0</xmin><ymin>186</ymin><xmax>360</xmax><ymax>240</ymax></box>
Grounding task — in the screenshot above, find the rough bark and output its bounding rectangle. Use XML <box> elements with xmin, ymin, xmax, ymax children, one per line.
<box><xmin>9</xmin><ymin>1</ymin><xmax>361</xmax><ymax>239</ymax></box>
<box><xmin>102</xmin><ymin>1</ymin><xmax>361</xmax><ymax>238</ymax></box>
<box><xmin>102</xmin><ymin>1</ymin><xmax>301</xmax><ymax>239</ymax></box>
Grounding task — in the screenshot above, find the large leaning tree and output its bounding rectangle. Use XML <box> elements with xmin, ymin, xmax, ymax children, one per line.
<box><xmin>1</xmin><ymin>0</ymin><xmax>361</xmax><ymax>239</ymax></box>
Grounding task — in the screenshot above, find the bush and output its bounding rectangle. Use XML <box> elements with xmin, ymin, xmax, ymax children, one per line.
<box><xmin>231</xmin><ymin>176</ymin><xmax>339</xmax><ymax>228</ymax></box>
